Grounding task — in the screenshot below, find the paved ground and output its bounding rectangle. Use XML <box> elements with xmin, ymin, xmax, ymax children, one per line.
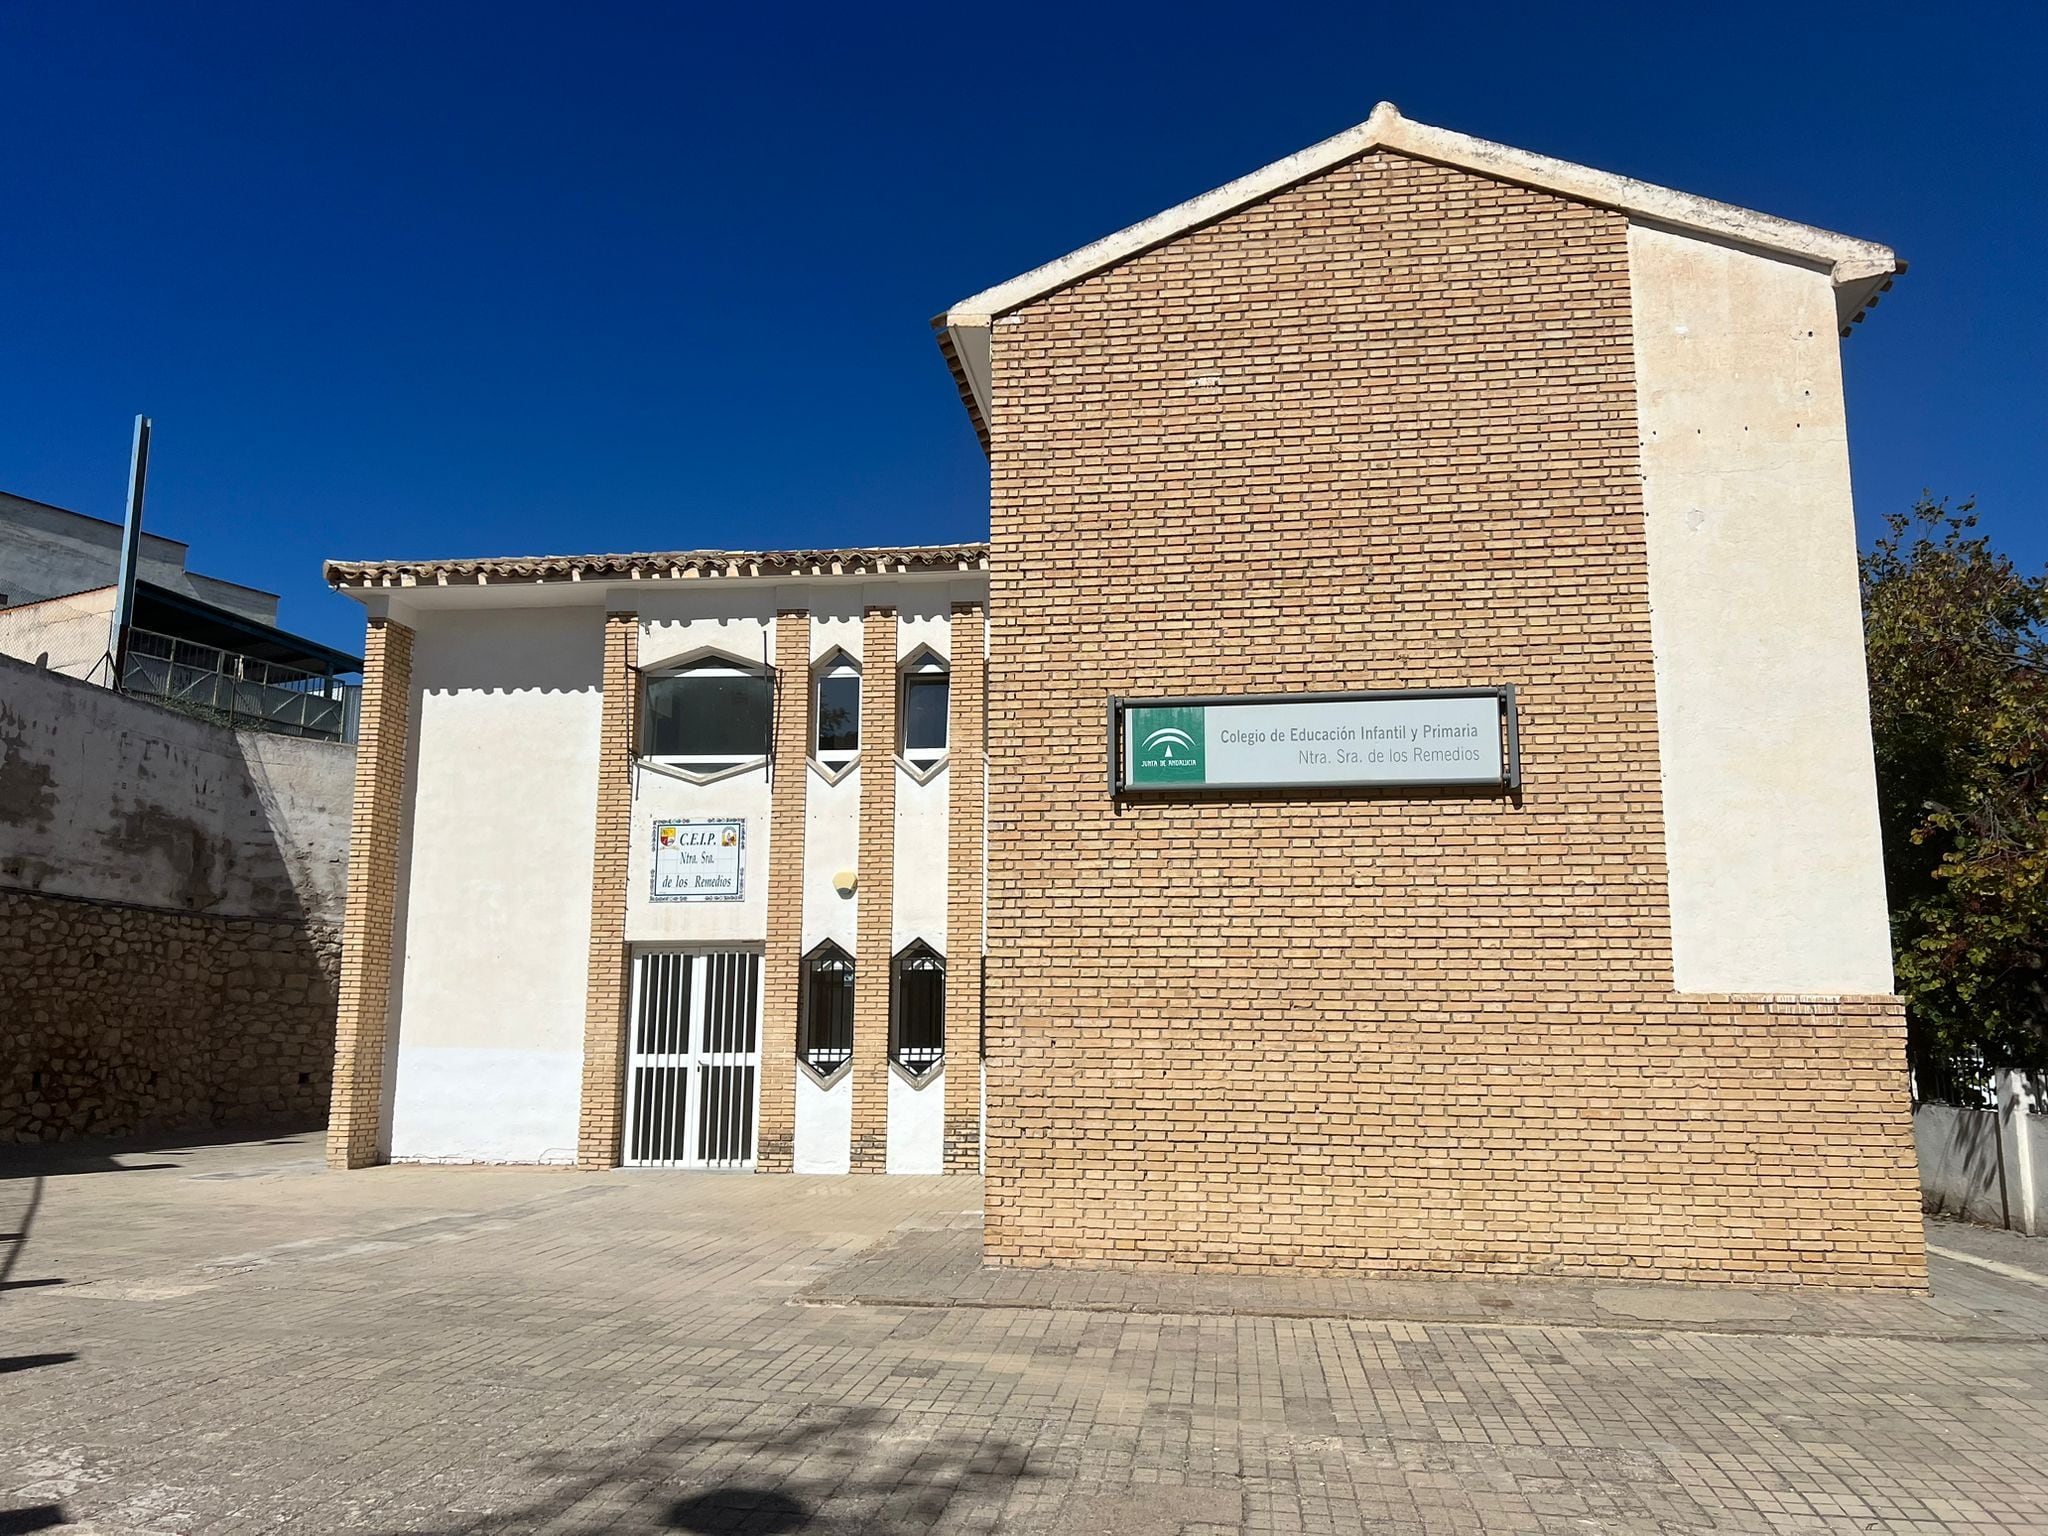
<box><xmin>4</xmin><ymin>1134</ymin><xmax>2047</xmax><ymax>1535</ymax></box>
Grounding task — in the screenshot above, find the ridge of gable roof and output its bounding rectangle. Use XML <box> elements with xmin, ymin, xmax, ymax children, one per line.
<box><xmin>933</xmin><ymin>102</ymin><xmax>1902</xmax><ymax>449</ymax></box>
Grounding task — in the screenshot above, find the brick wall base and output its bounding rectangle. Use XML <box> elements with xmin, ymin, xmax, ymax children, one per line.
<box><xmin>983</xmin><ymin>997</ymin><xmax>1925</xmax><ymax>1286</ymax></box>
<box><xmin>0</xmin><ymin>886</ymin><xmax>339</xmax><ymax>1143</ymax></box>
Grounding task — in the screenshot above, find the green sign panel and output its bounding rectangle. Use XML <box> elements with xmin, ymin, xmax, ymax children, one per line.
<box><xmin>1120</xmin><ymin>692</ymin><xmax>1511</xmax><ymax>792</ymax></box>
<box><xmin>1125</xmin><ymin>705</ymin><xmax>1209</xmax><ymax>786</ymax></box>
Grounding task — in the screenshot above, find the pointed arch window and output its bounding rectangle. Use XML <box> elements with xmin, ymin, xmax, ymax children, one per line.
<box><xmin>799</xmin><ymin>941</ymin><xmax>855</xmax><ymax>1076</ymax></box>
<box><xmin>899</xmin><ymin>648</ymin><xmax>949</xmax><ymax>772</ymax></box>
<box><xmin>813</xmin><ymin>651</ymin><xmax>861</xmax><ymax>771</ymax></box>
<box><xmin>890</xmin><ymin>940</ymin><xmax>945</xmax><ymax>1077</ymax></box>
<box><xmin>643</xmin><ymin>655</ymin><xmax>773</xmax><ymax>777</ymax></box>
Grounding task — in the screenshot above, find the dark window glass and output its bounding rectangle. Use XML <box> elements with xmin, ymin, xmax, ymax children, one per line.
<box><xmin>645</xmin><ymin>669</ymin><xmax>772</xmax><ymax>760</ymax></box>
<box><xmin>890</xmin><ymin>942</ymin><xmax>945</xmax><ymax>1073</ymax></box>
<box><xmin>902</xmin><ymin>674</ymin><xmax>949</xmax><ymax>756</ymax></box>
<box><xmin>816</xmin><ymin>672</ymin><xmax>860</xmax><ymax>754</ymax></box>
<box><xmin>799</xmin><ymin>943</ymin><xmax>854</xmax><ymax>1073</ymax></box>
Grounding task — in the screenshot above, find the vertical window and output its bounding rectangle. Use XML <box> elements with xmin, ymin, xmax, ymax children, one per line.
<box><xmin>890</xmin><ymin>940</ymin><xmax>945</xmax><ymax>1075</ymax></box>
<box><xmin>798</xmin><ymin>941</ymin><xmax>854</xmax><ymax>1075</ymax></box>
<box><xmin>814</xmin><ymin>653</ymin><xmax>860</xmax><ymax>770</ymax></box>
<box><xmin>900</xmin><ymin>651</ymin><xmax>949</xmax><ymax>771</ymax></box>
<box><xmin>644</xmin><ymin>659</ymin><xmax>773</xmax><ymax>772</ymax></box>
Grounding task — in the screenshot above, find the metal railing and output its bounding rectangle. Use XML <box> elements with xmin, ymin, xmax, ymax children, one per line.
<box><xmin>1912</xmin><ymin>1052</ymin><xmax>2047</xmax><ymax>1111</ymax></box>
<box><xmin>121</xmin><ymin>627</ymin><xmax>358</xmax><ymax>743</ymax></box>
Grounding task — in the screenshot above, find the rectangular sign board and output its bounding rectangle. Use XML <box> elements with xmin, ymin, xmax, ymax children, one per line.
<box><xmin>1117</xmin><ymin>689</ymin><xmax>1514</xmax><ymax>794</ymax></box>
<box><xmin>652</xmin><ymin>818</ymin><xmax>746</xmax><ymax>902</ymax></box>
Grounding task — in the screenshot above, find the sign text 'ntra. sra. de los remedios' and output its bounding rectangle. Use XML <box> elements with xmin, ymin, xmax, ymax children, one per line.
<box><xmin>1119</xmin><ymin>691</ymin><xmax>1512</xmax><ymax>793</ymax></box>
<box><xmin>651</xmin><ymin>818</ymin><xmax>745</xmax><ymax>901</ymax></box>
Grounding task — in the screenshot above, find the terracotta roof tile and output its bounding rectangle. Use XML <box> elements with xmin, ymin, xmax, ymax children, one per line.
<box><xmin>325</xmin><ymin>543</ymin><xmax>988</xmax><ymax>589</ymax></box>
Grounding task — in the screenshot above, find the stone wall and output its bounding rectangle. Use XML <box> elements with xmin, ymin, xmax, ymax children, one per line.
<box><xmin>0</xmin><ymin>889</ymin><xmax>339</xmax><ymax>1140</ymax></box>
<box><xmin>0</xmin><ymin>653</ymin><xmax>350</xmax><ymax>1143</ymax></box>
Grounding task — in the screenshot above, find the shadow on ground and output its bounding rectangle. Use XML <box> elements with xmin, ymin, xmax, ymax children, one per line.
<box><xmin>0</xmin><ymin>1505</ymin><xmax>69</xmax><ymax>1533</ymax></box>
<box><xmin>379</xmin><ymin>1405</ymin><xmax>1039</xmax><ymax>1535</ymax></box>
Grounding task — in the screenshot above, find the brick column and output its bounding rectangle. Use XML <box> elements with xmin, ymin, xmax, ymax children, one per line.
<box><xmin>850</xmin><ymin>606</ymin><xmax>898</xmax><ymax>1173</ymax></box>
<box><xmin>325</xmin><ymin>615</ymin><xmax>414</xmax><ymax>1170</ymax></box>
<box><xmin>576</xmin><ymin>612</ymin><xmax>638</xmax><ymax>1170</ymax></box>
<box><xmin>756</xmin><ymin>610</ymin><xmax>810</xmax><ymax>1172</ymax></box>
<box><xmin>944</xmin><ymin>602</ymin><xmax>986</xmax><ymax>1174</ymax></box>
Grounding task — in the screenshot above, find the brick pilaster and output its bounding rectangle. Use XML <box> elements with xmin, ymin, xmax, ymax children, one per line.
<box><xmin>943</xmin><ymin>602</ymin><xmax>986</xmax><ymax>1173</ymax></box>
<box><xmin>576</xmin><ymin>612</ymin><xmax>638</xmax><ymax>1170</ymax></box>
<box><xmin>756</xmin><ymin>609</ymin><xmax>810</xmax><ymax>1172</ymax></box>
<box><xmin>325</xmin><ymin>616</ymin><xmax>414</xmax><ymax>1170</ymax></box>
<box><xmin>850</xmin><ymin>606</ymin><xmax>898</xmax><ymax>1173</ymax></box>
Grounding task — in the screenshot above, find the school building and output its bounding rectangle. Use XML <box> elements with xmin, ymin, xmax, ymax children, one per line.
<box><xmin>324</xmin><ymin>104</ymin><xmax>1927</xmax><ymax>1286</ymax></box>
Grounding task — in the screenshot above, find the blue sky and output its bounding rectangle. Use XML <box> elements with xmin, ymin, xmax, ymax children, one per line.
<box><xmin>2</xmin><ymin>1</ymin><xmax>2041</xmax><ymax>654</ymax></box>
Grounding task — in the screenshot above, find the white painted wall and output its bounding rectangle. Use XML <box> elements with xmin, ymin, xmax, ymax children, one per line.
<box><xmin>794</xmin><ymin>1069</ymin><xmax>851</xmax><ymax>1174</ymax></box>
<box><xmin>893</xmin><ymin>764</ymin><xmax>948</xmax><ymax>954</ymax></box>
<box><xmin>803</xmin><ymin>768</ymin><xmax>861</xmax><ymax>952</ymax></box>
<box><xmin>891</xmin><ymin>605</ymin><xmax>952</xmax><ymax>954</ymax></box>
<box><xmin>627</xmin><ymin>604</ymin><xmax>775</xmax><ymax>946</ymax></box>
<box><xmin>0</xmin><ymin>651</ymin><xmax>352</xmax><ymax>921</ymax></box>
<box><xmin>360</xmin><ymin>573</ymin><xmax>985</xmax><ymax>1171</ymax></box>
<box><xmin>793</xmin><ymin>601</ymin><xmax>865</xmax><ymax>1173</ymax></box>
<box><xmin>0</xmin><ymin>587</ymin><xmax>113</xmax><ymax>678</ymax></box>
<box><xmin>387</xmin><ymin>606</ymin><xmax>601</xmax><ymax>1163</ymax></box>
<box><xmin>1629</xmin><ymin>222</ymin><xmax>1894</xmax><ymax>996</ymax></box>
<box><xmin>887</xmin><ymin>1065</ymin><xmax>945</xmax><ymax>1174</ymax></box>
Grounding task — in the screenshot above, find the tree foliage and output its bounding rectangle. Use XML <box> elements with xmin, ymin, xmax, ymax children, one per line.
<box><xmin>1863</xmin><ymin>497</ymin><xmax>2048</xmax><ymax>1067</ymax></box>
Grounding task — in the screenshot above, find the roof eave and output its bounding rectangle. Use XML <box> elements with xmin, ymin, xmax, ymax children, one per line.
<box><xmin>324</xmin><ymin>543</ymin><xmax>992</xmax><ymax>594</ymax></box>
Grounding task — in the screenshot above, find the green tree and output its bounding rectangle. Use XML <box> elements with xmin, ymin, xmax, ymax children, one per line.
<box><xmin>1863</xmin><ymin>497</ymin><xmax>2048</xmax><ymax>1069</ymax></box>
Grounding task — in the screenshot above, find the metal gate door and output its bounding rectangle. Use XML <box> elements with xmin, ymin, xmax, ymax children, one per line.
<box><xmin>623</xmin><ymin>949</ymin><xmax>761</xmax><ymax>1169</ymax></box>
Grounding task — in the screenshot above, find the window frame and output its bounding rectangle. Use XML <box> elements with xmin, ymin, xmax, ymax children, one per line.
<box><xmin>797</xmin><ymin>940</ymin><xmax>855</xmax><ymax>1084</ymax></box>
<box><xmin>888</xmin><ymin>938</ymin><xmax>946</xmax><ymax>1080</ymax></box>
<box><xmin>640</xmin><ymin>654</ymin><xmax>775</xmax><ymax>782</ymax></box>
<box><xmin>898</xmin><ymin>648</ymin><xmax>950</xmax><ymax>774</ymax></box>
<box><xmin>811</xmin><ymin>650</ymin><xmax>861</xmax><ymax>774</ymax></box>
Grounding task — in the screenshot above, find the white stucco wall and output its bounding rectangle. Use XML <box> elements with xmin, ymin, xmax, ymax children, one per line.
<box><xmin>388</xmin><ymin>606</ymin><xmax>602</xmax><ymax>1162</ymax></box>
<box><xmin>794</xmin><ymin>1070</ymin><xmax>851</xmax><ymax>1174</ymax></box>
<box><xmin>361</xmin><ymin>573</ymin><xmax>983</xmax><ymax>1172</ymax></box>
<box><xmin>803</xmin><ymin>767</ymin><xmax>860</xmax><ymax>951</ymax></box>
<box><xmin>887</xmin><ymin>1065</ymin><xmax>945</xmax><ymax>1174</ymax></box>
<box><xmin>626</xmin><ymin>605</ymin><xmax>775</xmax><ymax>946</ymax></box>
<box><xmin>803</xmin><ymin>603</ymin><xmax>865</xmax><ymax>954</ymax></box>
<box><xmin>888</xmin><ymin>607</ymin><xmax>952</xmax><ymax>1173</ymax></box>
<box><xmin>892</xmin><ymin>765</ymin><xmax>948</xmax><ymax>954</ymax></box>
<box><xmin>0</xmin><ymin>587</ymin><xmax>114</xmax><ymax>678</ymax></box>
<box><xmin>1628</xmin><ymin>222</ymin><xmax>1894</xmax><ymax>996</ymax></box>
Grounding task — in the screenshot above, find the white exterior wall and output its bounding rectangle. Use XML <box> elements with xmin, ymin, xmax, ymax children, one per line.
<box><xmin>627</xmin><ymin>602</ymin><xmax>775</xmax><ymax>947</ymax></box>
<box><xmin>886</xmin><ymin>604</ymin><xmax>951</xmax><ymax>1172</ymax></box>
<box><xmin>887</xmin><ymin>1064</ymin><xmax>945</xmax><ymax>1175</ymax></box>
<box><xmin>794</xmin><ymin>1066</ymin><xmax>852</xmax><ymax>1174</ymax></box>
<box><xmin>363</xmin><ymin>571</ymin><xmax>983</xmax><ymax>1171</ymax></box>
<box><xmin>387</xmin><ymin>605</ymin><xmax>602</xmax><ymax>1163</ymax></box>
<box><xmin>1628</xmin><ymin>222</ymin><xmax>1895</xmax><ymax>996</ymax></box>
<box><xmin>0</xmin><ymin>587</ymin><xmax>115</xmax><ymax>679</ymax></box>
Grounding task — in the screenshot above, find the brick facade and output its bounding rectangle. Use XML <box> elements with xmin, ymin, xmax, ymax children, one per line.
<box><xmin>326</xmin><ymin>615</ymin><xmax>413</xmax><ymax>1170</ymax></box>
<box><xmin>576</xmin><ymin>612</ymin><xmax>638</xmax><ymax>1170</ymax></box>
<box><xmin>943</xmin><ymin>602</ymin><xmax>986</xmax><ymax>1173</ymax></box>
<box><xmin>850</xmin><ymin>606</ymin><xmax>898</xmax><ymax>1173</ymax></box>
<box><xmin>981</xmin><ymin>151</ymin><xmax>1925</xmax><ymax>1284</ymax></box>
<box><xmin>757</xmin><ymin>610</ymin><xmax>811</xmax><ymax>1171</ymax></box>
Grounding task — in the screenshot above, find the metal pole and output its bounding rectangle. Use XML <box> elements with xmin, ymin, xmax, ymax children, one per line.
<box><xmin>105</xmin><ymin>415</ymin><xmax>152</xmax><ymax>691</ymax></box>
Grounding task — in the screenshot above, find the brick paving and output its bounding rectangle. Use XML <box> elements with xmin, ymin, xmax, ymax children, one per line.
<box><xmin>4</xmin><ymin>1133</ymin><xmax>2047</xmax><ymax>1534</ymax></box>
